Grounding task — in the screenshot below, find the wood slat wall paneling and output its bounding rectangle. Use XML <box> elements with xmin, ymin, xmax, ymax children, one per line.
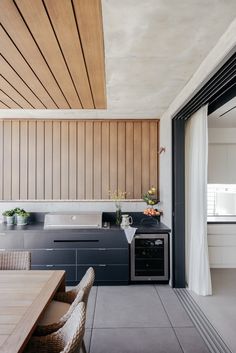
<box><xmin>93</xmin><ymin>121</ymin><xmax>102</xmax><ymax>199</ymax></box>
<box><xmin>0</xmin><ymin>120</ymin><xmax>159</xmax><ymax>200</ymax></box>
<box><xmin>45</xmin><ymin>121</ymin><xmax>53</xmax><ymax>199</ymax></box>
<box><xmin>0</xmin><ymin>0</ymin><xmax>106</xmax><ymax>110</ymax></box>
<box><xmin>77</xmin><ymin>121</ymin><xmax>85</xmax><ymax>199</ymax></box>
<box><xmin>60</xmin><ymin>121</ymin><xmax>69</xmax><ymax>199</ymax></box>
<box><xmin>3</xmin><ymin>121</ymin><xmax>12</xmax><ymax>200</ymax></box>
<box><xmin>141</xmin><ymin>121</ymin><xmax>150</xmax><ymax>194</ymax></box>
<box><xmin>133</xmin><ymin>122</ymin><xmax>142</xmax><ymax>199</ymax></box>
<box><xmin>11</xmin><ymin>121</ymin><xmax>20</xmax><ymax>199</ymax></box>
<box><xmin>101</xmin><ymin>122</ymin><xmax>110</xmax><ymax>199</ymax></box>
<box><xmin>69</xmin><ymin>121</ymin><xmax>77</xmax><ymax>199</ymax></box>
<box><xmin>117</xmin><ymin>122</ymin><xmax>126</xmax><ymax>193</ymax></box>
<box><xmin>52</xmin><ymin>121</ymin><xmax>61</xmax><ymax>199</ymax></box>
<box><xmin>85</xmin><ymin>122</ymin><xmax>94</xmax><ymax>199</ymax></box>
<box><xmin>20</xmin><ymin>121</ymin><xmax>28</xmax><ymax>199</ymax></box>
<box><xmin>28</xmin><ymin>121</ymin><xmax>36</xmax><ymax>199</ymax></box>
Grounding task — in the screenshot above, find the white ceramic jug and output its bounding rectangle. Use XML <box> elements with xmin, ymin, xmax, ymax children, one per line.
<box><xmin>120</xmin><ymin>214</ymin><xmax>133</xmax><ymax>229</ymax></box>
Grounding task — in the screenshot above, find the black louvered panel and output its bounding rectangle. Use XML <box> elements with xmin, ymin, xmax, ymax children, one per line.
<box><xmin>173</xmin><ymin>51</ymin><xmax>236</xmax><ymax>120</ymax></box>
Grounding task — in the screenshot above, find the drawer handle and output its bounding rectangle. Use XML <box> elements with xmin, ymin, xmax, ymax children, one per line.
<box><xmin>46</xmin><ymin>265</ymin><xmax>54</xmax><ymax>267</ymax></box>
<box><xmin>46</xmin><ymin>249</ymin><xmax>54</xmax><ymax>251</ymax></box>
<box><xmin>98</xmin><ymin>264</ymin><xmax>107</xmax><ymax>267</ymax></box>
<box><xmin>98</xmin><ymin>248</ymin><xmax>106</xmax><ymax>251</ymax></box>
<box><xmin>54</xmin><ymin>240</ymin><xmax>99</xmax><ymax>243</ymax></box>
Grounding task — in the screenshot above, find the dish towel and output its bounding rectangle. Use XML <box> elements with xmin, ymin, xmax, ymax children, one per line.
<box><xmin>124</xmin><ymin>226</ymin><xmax>137</xmax><ymax>244</ymax></box>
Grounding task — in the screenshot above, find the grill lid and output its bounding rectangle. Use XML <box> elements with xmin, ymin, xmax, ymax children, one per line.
<box><xmin>44</xmin><ymin>212</ymin><xmax>102</xmax><ymax>229</ymax></box>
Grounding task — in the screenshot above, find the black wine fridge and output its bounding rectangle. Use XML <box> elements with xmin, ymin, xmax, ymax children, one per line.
<box><xmin>131</xmin><ymin>234</ymin><xmax>169</xmax><ymax>282</ymax></box>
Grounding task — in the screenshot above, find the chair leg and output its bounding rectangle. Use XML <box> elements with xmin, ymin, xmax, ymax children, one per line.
<box><xmin>81</xmin><ymin>339</ymin><xmax>87</xmax><ymax>353</ymax></box>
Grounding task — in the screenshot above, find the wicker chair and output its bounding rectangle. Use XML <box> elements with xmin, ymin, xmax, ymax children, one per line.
<box><xmin>55</xmin><ymin>267</ymin><xmax>95</xmax><ymax>305</ymax></box>
<box><xmin>35</xmin><ymin>267</ymin><xmax>95</xmax><ymax>337</ymax></box>
<box><xmin>25</xmin><ymin>302</ymin><xmax>86</xmax><ymax>353</ymax></box>
<box><xmin>0</xmin><ymin>251</ymin><xmax>31</xmax><ymax>270</ymax></box>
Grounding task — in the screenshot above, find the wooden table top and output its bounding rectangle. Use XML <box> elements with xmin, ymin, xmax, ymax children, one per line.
<box><xmin>0</xmin><ymin>270</ymin><xmax>65</xmax><ymax>353</ymax></box>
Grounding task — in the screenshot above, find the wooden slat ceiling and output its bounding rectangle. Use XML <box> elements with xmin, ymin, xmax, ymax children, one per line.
<box><xmin>0</xmin><ymin>0</ymin><xmax>106</xmax><ymax>109</ymax></box>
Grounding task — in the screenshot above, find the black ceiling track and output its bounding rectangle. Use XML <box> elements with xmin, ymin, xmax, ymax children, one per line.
<box><xmin>173</xmin><ymin>51</ymin><xmax>236</xmax><ymax>120</ymax></box>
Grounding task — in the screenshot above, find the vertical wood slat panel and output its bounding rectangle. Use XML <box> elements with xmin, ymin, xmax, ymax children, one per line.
<box><xmin>45</xmin><ymin>121</ymin><xmax>53</xmax><ymax>199</ymax></box>
<box><xmin>36</xmin><ymin>121</ymin><xmax>44</xmax><ymax>199</ymax></box>
<box><xmin>53</xmin><ymin>121</ymin><xmax>61</xmax><ymax>199</ymax></box>
<box><xmin>126</xmin><ymin>122</ymin><xmax>134</xmax><ymax>198</ymax></box>
<box><xmin>28</xmin><ymin>121</ymin><xmax>36</xmax><ymax>199</ymax></box>
<box><xmin>117</xmin><ymin>122</ymin><xmax>126</xmax><ymax>194</ymax></box>
<box><xmin>0</xmin><ymin>121</ymin><xmax>3</xmax><ymax>199</ymax></box>
<box><xmin>85</xmin><ymin>122</ymin><xmax>93</xmax><ymax>199</ymax></box>
<box><xmin>93</xmin><ymin>122</ymin><xmax>101</xmax><ymax>199</ymax></box>
<box><xmin>109</xmin><ymin>122</ymin><xmax>118</xmax><ymax>194</ymax></box>
<box><xmin>20</xmin><ymin>121</ymin><xmax>28</xmax><ymax>199</ymax></box>
<box><xmin>133</xmin><ymin>122</ymin><xmax>142</xmax><ymax>199</ymax></box>
<box><xmin>141</xmin><ymin>121</ymin><xmax>150</xmax><ymax>195</ymax></box>
<box><xmin>69</xmin><ymin>122</ymin><xmax>77</xmax><ymax>200</ymax></box>
<box><xmin>11</xmin><ymin>121</ymin><xmax>20</xmax><ymax>200</ymax></box>
<box><xmin>149</xmin><ymin>121</ymin><xmax>159</xmax><ymax>192</ymax></box>
<box><xmin>61</xmin><ymin>122</ymin><xmax>69</xmax><ymax>199</ymax></box>
<box><xmin>3</xmin><ymin>121</ymin><xmax>11</xmax><ymax>200</ymax></box>
<box><xmin>0</xmin><ymin>119</ymin><xmax>159</xmax><ymax>200</ymax></box>
<box><xmin>77</xmin><ymin>121</ymin><xmax>85</xmax><ymax>199</ymax></box>
<box><xmin>102</xmin><ymin>122</ymin><xmax>109</xmax><ymax>199</ymax></box>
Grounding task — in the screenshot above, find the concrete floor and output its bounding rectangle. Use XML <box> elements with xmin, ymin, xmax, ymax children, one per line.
<box><xmin>190</xmin><ymin>269</ymin><xmax>236</xmax><ymax>353</ymax></box>
<box><xmin>84</xmin><ymin>285</ymin><xmax>210</xmax><ymax>353</ymax></box>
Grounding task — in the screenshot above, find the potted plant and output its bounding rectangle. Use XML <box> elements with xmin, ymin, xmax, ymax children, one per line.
<box><xmin>14</xmin><ymin>208</ymin><xmax>30</xmax><ymax>225</ymax></box>
<box><xmin>2</xmin><ymin>209</ymin><xmax>15</xmax><ymax>225</ymax></box>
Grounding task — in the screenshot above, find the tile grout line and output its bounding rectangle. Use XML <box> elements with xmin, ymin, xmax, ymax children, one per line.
<box><xmin>154</xmin><ymin>286</ymin><xmax>185</xmax><ymax>353</ymax></box>
<box><xmin>88</xmin><ymin>285</ymin><xmax>99</xmax><ymax>353</ymax></box>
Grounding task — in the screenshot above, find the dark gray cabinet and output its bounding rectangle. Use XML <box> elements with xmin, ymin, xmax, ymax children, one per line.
<box><xmin>0</xmin><ymin>227</ymin><xmax>129</xmax><ymax>285</ymax></box>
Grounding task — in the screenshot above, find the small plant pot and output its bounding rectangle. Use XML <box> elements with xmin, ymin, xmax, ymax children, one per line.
<box><xmin>16</xmin><ymin>215</ymin><xmax>28</xmax><ymax>226</ymax></box>
<box><xmin>6</xmin><ymin>216</ymin><xmax>14</xmax><ymax>225</ymax></box>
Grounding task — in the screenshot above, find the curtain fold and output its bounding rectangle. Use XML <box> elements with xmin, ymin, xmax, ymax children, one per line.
<box><xmin>185</xmin><ymin>105</ymin><xmax>212</xmax><ymax>296</ymax></box>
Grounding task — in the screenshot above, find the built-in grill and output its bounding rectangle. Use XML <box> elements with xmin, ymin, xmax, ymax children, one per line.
<box><xmin>44</xmin><ymin>212</ymin><xmax>103</xmax><ymax>229</ymax></box>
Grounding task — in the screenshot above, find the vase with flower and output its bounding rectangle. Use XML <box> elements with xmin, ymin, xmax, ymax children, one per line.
<box><xmin>109</xmin><ymin>190</ymin><xmax>126</xmax><ymax>225</ymax></box>
<box><xmin>143</xmin><ymin>186</ymin><xmax>162</xmax><ymax>223</ymax></box>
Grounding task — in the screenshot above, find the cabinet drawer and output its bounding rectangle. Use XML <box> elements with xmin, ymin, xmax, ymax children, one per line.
<box><xmin>77</xmin><ymin>265</ymin><xmax>129</xmax><ymax>282</ymax></box>
<box><xmin>31</xmin><ymin>265</ymin><xmax>76</xmax><ymax>281</ymax></box>
<box><xmin>77</xmin><ymin>249</ymin><xmax>128</xmax><ymax>265</ymax></box>
<box><xmin>30</xmin><ymin>249</ymin><xmax>75</xmax><ymax>265</ymax></box>
<box><xmin>24</xmin><ymin>233</ymin><xmax>101</xmax><ymax>249</ymax></box>
<box><xmin>0</xmin><ymin>233</ymin><xmax>24</xmax><ymax>249</ymax></box>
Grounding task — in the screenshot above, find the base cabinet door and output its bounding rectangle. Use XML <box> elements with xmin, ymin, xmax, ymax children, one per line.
<box><xmin>77</xmin><ymin>264</ymin><xmax>129</xmax><ymax>283</ymax></box>
<box><xmin>31</xmin><ymin>265</ymin><xmax>76</xmax><ymax>282</ymax></box>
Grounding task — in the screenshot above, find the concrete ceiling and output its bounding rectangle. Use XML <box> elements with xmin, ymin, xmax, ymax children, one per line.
<box><xmin>1</xmin><ymin>0</ymin><xmax>236</xmax><ymax>119</ymax></box>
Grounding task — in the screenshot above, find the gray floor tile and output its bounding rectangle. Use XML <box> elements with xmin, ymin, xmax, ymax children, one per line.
<box><xmin>86</xmin><ymin>286</ymin><xmax>97</xmax><ymax>329</ymax></box>
<box><xmin>84</xmin><ymin>329</ymin><xmax>92</xmax><ymax>353</ymax></box>
<box><xmin>175</xmin><ymin>327</ymin><xmax>210</xmax><ymax>353</ymax></box>
<box><xmin>156</xmin><ymin>285</ymin><xmax>193</xmax><ymax>327</ymax></box>
<box><xmin>93</xmin><ymin>285</ymin><xmax>170</xmax><ymax>328</ymax></box>
<box><xmin>90</xmin><ymin>328</ymin><xmax>183</xmax><ymax>353</ymax></box>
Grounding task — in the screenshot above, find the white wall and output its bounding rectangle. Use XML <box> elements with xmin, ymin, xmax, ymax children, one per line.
<box><xmin>208</xmin><ymin>128</ymin><xmax>236</xmax><ymax>184</ymax></box>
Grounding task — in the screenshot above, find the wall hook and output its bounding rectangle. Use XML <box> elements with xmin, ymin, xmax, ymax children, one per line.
<box><xmin>158</xmin><ymin>146</ymin><xmax>166</xmax><ymax>154</ymax></box>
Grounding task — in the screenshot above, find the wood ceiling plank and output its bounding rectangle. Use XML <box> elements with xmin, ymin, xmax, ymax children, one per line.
<box><xmin>0</xmin><ymin>101</ymin><xmax>9</xmax><ymax>109</ymax></box>
<box><xmin>0</xmin><ymin>26</ymin><xmax>57</xmax><ymax>109</ymax></box>
<box><xmin>0</xmin><ymin>76</ymin><xmax>32</xmax><ymax>109</ymax></box>
<box><xmin>0</xmin><ymin>56</ymin><xmax>45</xmax><ymax>109</ymax></box>
<box><xmin>73</xmin><ymin>0</ymin><xmax>106</xmax><ymax>108</ymax></box>
<box><xmin>0</xmin><ymin>0</ymin><xmax>69</xmax><ymax>108</ymax></box>
<box><xmin>0</xmin><ymin>90</ymin><xmax>21</xmax><ymax>109</ymax></box>
<box><xmin>44</xmin><ymin>0</ymin><xmax>94</xmax><ymax>109</ymax></box>
<box><xmin>15</xmin><ymin>0</ymin><xmax>82</xmax><ymax>109</ymax></box>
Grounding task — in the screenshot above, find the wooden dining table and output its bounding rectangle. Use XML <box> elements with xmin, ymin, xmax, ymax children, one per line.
<box><xmin>0</xmin><ymin>270</ymin><xmax>65</xmax><ymax>353</ymax></box>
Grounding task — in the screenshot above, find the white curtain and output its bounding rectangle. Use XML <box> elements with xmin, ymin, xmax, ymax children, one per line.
<box><xmin>185</xmin><ymin>105</ymin><xmax>212</xmax><ymax>296</ymax></box>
